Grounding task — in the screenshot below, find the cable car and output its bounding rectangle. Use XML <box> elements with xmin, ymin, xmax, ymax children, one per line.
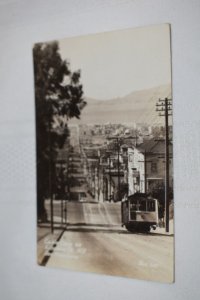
<box><xmin>121</xmin><ymin>193</ymin><xmax>159</xmax><ymax>233</ymax></box>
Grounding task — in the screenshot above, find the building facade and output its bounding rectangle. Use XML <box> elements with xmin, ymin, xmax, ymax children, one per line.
<box><xmin>127</xmin><ymin>139</ymin><xmax>173</xmax><ymax>195</ymax></box>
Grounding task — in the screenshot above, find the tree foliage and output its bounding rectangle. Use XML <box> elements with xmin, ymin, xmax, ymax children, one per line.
<box><xmin>33</xmin><ymin>41</ymin><xmax>86</xmax><ymax>221</ymax></box>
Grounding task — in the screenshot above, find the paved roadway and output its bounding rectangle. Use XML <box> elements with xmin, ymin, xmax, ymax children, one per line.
<box><xmin>44</xmin><ymin>201</ymin><xmax>174</xmax><ymax>283</ymax></box>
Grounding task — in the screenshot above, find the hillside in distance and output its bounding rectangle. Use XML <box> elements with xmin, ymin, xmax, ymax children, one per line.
<box><xmin>69</xmin><ymin>84</ymin><xmax>171</xmax><ymax>125</ymax></box>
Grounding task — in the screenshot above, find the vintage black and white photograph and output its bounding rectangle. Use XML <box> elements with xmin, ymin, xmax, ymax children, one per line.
<box><xmin>34</xmin><ymin>24</ymin><xmax>174</xmax><ymax>283</ymax></box>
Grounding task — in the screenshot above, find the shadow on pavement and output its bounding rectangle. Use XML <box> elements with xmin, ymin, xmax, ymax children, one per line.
<box><xmin>65</xmin><ymin>223</ymin><xmax>174</xmax><ymax>236</ymax></box>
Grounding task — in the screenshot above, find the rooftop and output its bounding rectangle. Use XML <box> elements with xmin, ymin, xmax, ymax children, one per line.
<box><xmin>137</xmin><ymin>138</ymin><xmax>173</xmax><ymax>154</ymax></box>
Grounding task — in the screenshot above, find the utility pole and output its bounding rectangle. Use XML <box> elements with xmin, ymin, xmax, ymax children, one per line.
<box><xmin>108</xmin><ymin>156</ymin><xmax>112</xmax><ymax>201</ymax></box>
<box><xmin>117</xmin><ymin>140</ymin><xmax>120</xmax><ymax>201</ymax></box>
<box><xmin>144</xmin><ymin>151</ymin><xmax>147</xmax><ymax>193</ymax></box>
<box><xmin>97</xmin><ymin>150</ymin><xmax>101</xmax><ymax>201</ymax></box>
<box><xmin>108</xmin><ymin>137</ymin><xmax>121</xmax><ymax>201</ymax></box>
<box><xmin>106</xmin><ymin>153</ymin><xmax>112</xmax><ymax>201</ymax></box>
<box><xmin>138</xmin><ymin>151</ymin><xmax>152</xmax><ymax>194</ymax></box>
<box><xmin>102</xmin><ymin>168</ymin><xmax>105</xmax><ymax>201</ymax></box>
<box><xmin>133</xmin><ymin>134</ymin><xmax>139</xmax><ymax>147</ymax></box>
<box><xmin>97</xmin><ymin>162</ymin><xmax>100</xmax><ymax>201</ymax></box>
<box><xmin>108</xmin><ymin>135</ymin><xmax>138</xmax><ymax>201</ymax></box>
<box><xmin>65</xmin><ymin>156</ymin><xmax>69</xmax><ymax>228</ymax></box>
<box><xmin>65</xmin><ymin>149</ymin><xmax>73</xmax><ymax>228</ymax></box>
<box><xmin>93</xmin><ymin>165</ymin><xmax>96</xmax><ymax>199</ymax></box>
<box><xmin>61</xmin><ymin>163</ymin><xmax>64</xmax><ymax>227</ymax></box>
<box><xmin>156</xmin><ymin>97</ymin><xmax>172</xmax><ymax>232</ymax></box>
<box><xmin>48</xmin><ymin>111</ymin><xmax>54</xmax><ymax>234</ymax></box>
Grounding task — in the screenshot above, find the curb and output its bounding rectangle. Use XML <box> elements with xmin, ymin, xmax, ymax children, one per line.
<box><xmin>40</xmin><ymin>228</ymin><xmax>66</xmax><ymax>266</ymax></box>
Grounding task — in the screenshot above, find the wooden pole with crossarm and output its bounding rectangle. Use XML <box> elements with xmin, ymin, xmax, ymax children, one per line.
<box><xmin>156</xmin><ymin>97</ymin><xmax>172</xmax><ymax>232</ymax></box>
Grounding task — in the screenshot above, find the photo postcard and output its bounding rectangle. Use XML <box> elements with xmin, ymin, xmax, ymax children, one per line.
<box><xmin>34</xmin><ymin>23</ymin><xmax>174</xmax><ymax>283</ymax></box>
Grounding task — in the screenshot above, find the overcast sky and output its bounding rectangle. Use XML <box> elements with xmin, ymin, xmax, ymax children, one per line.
<box><xmin>59</xmin><ymin>24</ymin><xmax>171</xmax><ymax>100</ymax></box>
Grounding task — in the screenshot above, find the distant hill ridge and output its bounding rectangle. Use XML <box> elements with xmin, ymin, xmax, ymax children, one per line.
<box><xmin>70</xmin><ymin>84</ymin><xmax>171</xmax><ymax>125</ymax></box>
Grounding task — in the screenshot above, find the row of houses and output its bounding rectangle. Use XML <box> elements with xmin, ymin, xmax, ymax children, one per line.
<box><xmin>84</xmin><ymin>138</ymin><xmax>173</xmax><ymax>202</ymax></box>
<box><xmin>54</xmin><ymin>133</ymin><xmax>173</xmax><ymax>203</ymax></box>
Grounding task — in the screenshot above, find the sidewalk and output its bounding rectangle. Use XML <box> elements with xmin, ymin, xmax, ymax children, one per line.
<box><xmin>37</xmin><ymin>223</ymin><xmax>66</xmax><ymax>265</ymax></box>
<box><xmin>151</xmin><ymin>219</ymin><xmax>174</xmax><ymax>236</ymax></box>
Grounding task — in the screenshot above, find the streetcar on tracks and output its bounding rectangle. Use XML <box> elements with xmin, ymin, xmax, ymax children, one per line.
<box><xmin>121</xmin><ymin>193</ymin><xmax>159</xmax><ymax>233</ymax></box>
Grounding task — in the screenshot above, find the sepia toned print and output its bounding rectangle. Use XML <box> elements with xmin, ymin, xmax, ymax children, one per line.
<box><xmin>34</xmin><ymin>24</ymin><xmax>174</xmax><ymax>283</ymax></box>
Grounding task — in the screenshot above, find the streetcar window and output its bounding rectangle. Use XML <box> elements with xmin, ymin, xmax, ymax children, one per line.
<box><xmin>139</xmin><ymin>200</ymin><xmax>147</xmax><ymax>211</ymax></box>
<box><xmin>130</xmin><ymin>202</ymin><xmax>137</xmax><ymax>210</ymax></box>
<box><xmin>147</xmin><ymin>201</ymin><xmax>155</xmax><ymax>211</ymax></box>
<box><xmin>130</xmin><ymin>199</ymin><xmax>137</xmax><ymax>210</ymax></box>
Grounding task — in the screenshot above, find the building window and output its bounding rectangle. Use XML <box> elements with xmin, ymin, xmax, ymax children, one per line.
<box><xmin>151</xmin><ymin>162</ymin><xmax>157</xmax><ymax>173</ymax></box>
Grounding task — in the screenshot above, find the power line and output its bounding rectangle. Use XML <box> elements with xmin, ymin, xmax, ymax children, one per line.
<box><xmin>156</xmin><ymin>97</ymin><xmax>172</xmax><ymax>233</ymax></box>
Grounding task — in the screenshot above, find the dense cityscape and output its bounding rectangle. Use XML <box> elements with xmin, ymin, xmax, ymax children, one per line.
<box><xmin>55</xmin><ymin>122</ymin><xmax>173</xmax><ymax>209</ymax></box>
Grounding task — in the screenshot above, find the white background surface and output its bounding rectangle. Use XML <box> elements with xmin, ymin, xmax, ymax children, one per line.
<box><xmin>0</xmin><ymin>0</ymin><xmax>200</xmax><ymax>299</ymax></box>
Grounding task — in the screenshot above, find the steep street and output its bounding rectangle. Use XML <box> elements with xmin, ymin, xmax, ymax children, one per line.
<box><xmin>44</xmin><ymin>201</ymin><xmax>174</xmax><ymax>283</ymax></box>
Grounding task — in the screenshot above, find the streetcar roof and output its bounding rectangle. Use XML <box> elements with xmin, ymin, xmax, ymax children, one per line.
<box><xmin>127</xmin><ymin>193</ymin><xmax>156</xmax><ymax>201</ymax></box>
